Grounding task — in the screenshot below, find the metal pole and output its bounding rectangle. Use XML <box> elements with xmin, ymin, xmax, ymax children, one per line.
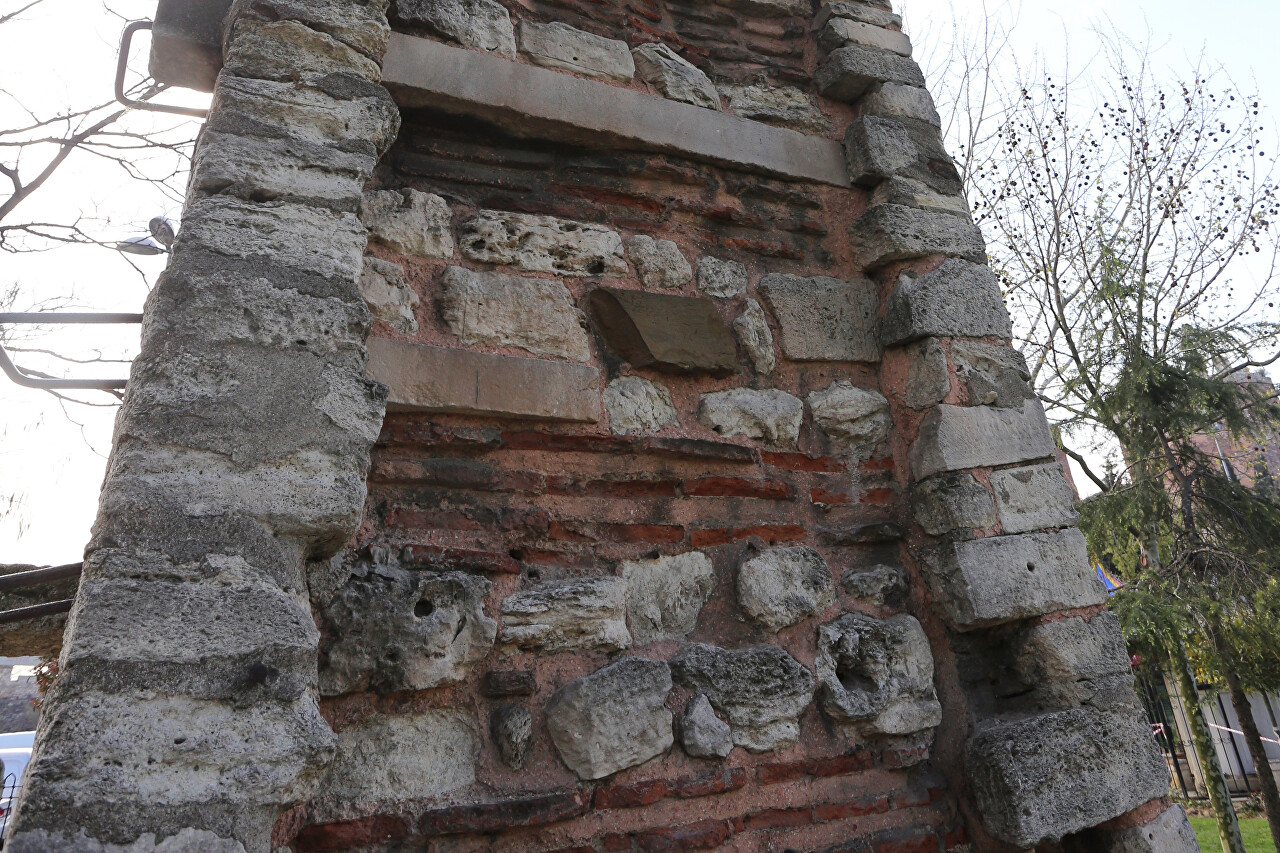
<box><xmin>0</xmin><ymin>600</ymin><xmax>73</xmax><ymax>625</ymax></box>
<box><xmin>0</xmin><ymin>564</ymin><xmax>82</xmax><ymax>593</ymax></box>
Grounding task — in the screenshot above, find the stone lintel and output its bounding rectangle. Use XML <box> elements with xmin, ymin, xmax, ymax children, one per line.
<box><xmin>368</xmin><ymin>337</ymin><xmax>601</xmax><ymax>422</ymax></box>
<box><xmin>381</xmin><ymin>32</ymin><xmax>850</xmax><ymax>187</ymax></box>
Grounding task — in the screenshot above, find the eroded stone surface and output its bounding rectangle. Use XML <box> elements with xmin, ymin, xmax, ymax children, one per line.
<box><xmin>807</xmin><ymin>381</ymin><xmax>891</xmax><ymax>451</ymax></box>
<box><xmin>951</xmin><ymin>340</ymin><xmax>1031</xmax><ymax>408</ymax></box>
<box><xmin>854</xmin><ymin>204</ymin><xmax>987</xmax><ymax>269</ymax></box>
<box><xmin>992</xmin><ymin>463</ymin><xmax>1080</xmax><ymax>534</ymax></box>
<box><xmin>904</xmin><ymin>338</ymin><xmax>950</xmax><ymax>408</ymax></box>
<box><xmin>546</xmin><ymin>658</ymin><xmax>674</xmax><ymax>779</ymax></box>
<box><xmin>460</xmin><ymin>210</ymin><xmax>627</xmax><ymax>276</ymax></box>
<box><xmin>1088</xmin><ymin>805</ymin><xmax>1199</xmax><ymax>853</ymax></box>
<box><xmin>632</xmin><ymin>43</ymin><xmax>720</xmax><ymax>110</ymax></box>
<box><xmin>439</xmin><ymin>266</ymin><xmax>592</xmax><ymax>361</ymax></box>
<box><xmin>359</xmin><ymin>257</ymin><xmax>418</xmax><ymax>334</ymax></box>
<box><xmin>910</xmin><ymin>400</ymin><xmax>1056</xmax><ymax>479</ymax></box>
<box><xmin>395</xmin><ymin>0</ymin><xmax>516</xmax><ymax>57</ymax></box>
<box><xmin>624</xmin><ymin>235</ymin><xmax>693</xmax><ymax>289</ymax></box>
<box><xmin>589</xmin><ymin>289</ymin><xmax>738</xmax><ymax>374</ymax></box>
<box><xmin>698</xmin><ymin>388</ymin><xmax>803</xmax><ymax>446</ymax></box>
<box><xmin>819</xmin><ymin>18</ymin><xmax>912</xmax><ymax>56</ymax></box>
<box><xmin>910</xmin><ymin>472</ymin><xmax>997</xmax><ymax>537</ymax></box>
<box><xmin>842</xmin><ymin>564</ymin><xmax>908</xmax><ymax>606</ymax></box>
<box><xmin>733</xmin><ymin>299</ymin><xmax>777</xmax><ymax>375</ymax></box>
<box><xmin>1011</xmin><ymin>611</ymin><xmax>1135</xmax><ymax>710</ymax></box>
<box><xmin>738</xmin><ymin>546</ymin><xmax>835</xmax><ymax>632</ymax></box>
<box><xmin>860</xmin><ymin>83</ymin><xmax>941</xmax><ymax>127</ymax></box>
<box><xmin>815</xmin><ymin>43</ymin><xmax>925</xmax><ymax>102</ymax></box>
<box><xmin>697</xmin><ymin>256</ymin><xmax>748</xmax><ymax>297</ymax></box>
<box><xmin>673</xmin><ymin>643</ymin><xmax>816</xmax><ymax>752</ymax></box>
<box><xmin>500</xmin><ymin>576</ymin><xmax>631</xmax><ymax>653</ymax></box>
<box><xmin>604</xmin><ymin>376</ymin><xmax>679</xmax><ymax>435</ymax></box>
<box><xmin>361</xmin><ymin>188</ymin><xmax>454</xmax><ymax>259</ymax></box>
<box><xmin>622</xmin><ymin>552</ymin><xmax>716</xmax><ymax>645</ymax></box>
<box><xmin>815</xmin><ymin>1</ymin><xmax>903</xmax><ymax>30</ymax></box>
<box><xmin>9</xmin><ymin>828</ymin><xmax>248</xmax><ymax>853</ymax></box>
<box><xmin>759</xmin><ymin>274</ymin><xmax>880</xmax><ymax>362</ymax></box>
<box><xmin>491</xmin><ymin>703</ymin><xmax>532</xmax><ymax>770</ymax></box>
<box><xmin>882</xmin><ymin>259</ymin><xmax>1011</xmax><ymax>345</ymax></box>
<box><xmin>719</xmin><ymin>84</ymin><xmax>830</xmax><ymax>134</ymax></box>
<box><xmin>679</xmin><ymin>694</ymin><xmax>733</xmax><ymax>759</ymax></box>
<box><xmin>518</xmin><ymin>20</ymin><xmax>634</xmax><ymax>81</ymax></box>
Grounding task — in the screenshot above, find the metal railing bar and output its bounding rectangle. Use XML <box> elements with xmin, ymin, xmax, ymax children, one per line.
<box><xmin>0</xmin><ymin>312</ymin><xmax>141</xmax><ymax>391</ymax></box>
<box><xmin>115</xmin><ymin>21</ymin><xmax>210</xmax><ymax>118</ymax></box>
<box><xmin>0</xmin><ymin>600</ymin><xmax>74</xmax><ymax>625</ymax></box>
<box><xmin>0</xmin><ymin>564</ymin><xmax>82</xmax><ymax>594</ymax></box>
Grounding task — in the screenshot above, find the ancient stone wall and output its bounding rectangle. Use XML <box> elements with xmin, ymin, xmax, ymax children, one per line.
<box><xmin>11</xmin><ymin>0</ymin><xmax>1198</xmax><ymax>851</ymax></box>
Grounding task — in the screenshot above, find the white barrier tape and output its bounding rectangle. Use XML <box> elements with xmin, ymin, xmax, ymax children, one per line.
<box><xmin>1209</xmin><ymin>722</ymin><xmax>1280</xmax><ymax>747</ymax></box>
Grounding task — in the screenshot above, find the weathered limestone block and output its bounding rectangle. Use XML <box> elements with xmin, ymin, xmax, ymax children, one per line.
<box><xmin>224</xmin><ymin>18</ymin><xmax>383</xmax><ymax>83</ymax></box>
<box><xmin>967</xmin><ymin>707</ymin><xmax>1169</xmax><ymax>848</ymax></box>
<box><xmin>394</xmin><ymin>0</ymin><xmax>516</xmax><ymax>57</ymax></box>
<box><xmin>604</xmin><ymin>376</ymin><xmax>679</xmax><ymax>435</ymax></box>
<box><xmin>815</xmin><ymin>1</ymin><xmax>903</xmax><ymax>30</ymax></box>
<box><xmin>624</xmin><ymin>235</ymin><xmax>693</xmax><ymax>289</ymax></box>
<box><xmin>679</xmin><ymin>694</ymin><xmax>733</xmax><ymax>759</ymax></box>
<box><xmin>738</xmin><ymin>546</ymin><xmax>835</xmax><ymax>631</ymax></box>
<box><xmin>758</xmin><ymin>274</ymin><xmax>880</xmax><ymax>362</ymax></box>
<box><xmin>904</xmin><ymin>338</ymin><xmax>950</xmax><ymax>408</ymax></box>
<box><xmin>632</xmin><ymin>43</ymin><xmax>721</xmax><ymax>111</ymax></box>
<box><xmin>1084</xmin><ymin>805</ymin><xmax>1199</xmax><ymax>853</ymax></box>
<box><xmin>815</xmin><ymin>44</ymin><xmax>925</xmax><ymax>103</ymax></box>
<box><xmin>870</xmin><ymin>176</ymin><xmax>971</xmax><ymax>218</ymax></box>
<box><xmin>1011</xmin><ymin>611</ymin><xmax>1136</xmax><ymax>710</ymax></box>
<box><xmin>439</xmin><ymin>266</ymin><xmax>592</xmax><ymax>361</ymax></box>
<box><xmin>719</xmin><ymin>84</ymin><xmax>830</xmax><ymax>134</ymax></box>
<box><xmin>500</xmin><ymin>576</ymin><xmax>631</xmax><ymax>653</ymax></box>
<box><xmin>819</xmin><ymin>18</ymin><xmax>912</xmax><ymax>56</ymax></box>
<box><xmin>460</xmin><ymin>210</ymin><xmax>627</xmax><ymax>275</ymax></box>
<box><xmin>491</xmin><ymin>703</ymin><xmax>532</xmax><ymax>770</ymax></box>
<box><xmin>860</xmin><ymin>82</ymin><xmax>942</xmax><ymax>127</ymax></box>
<box><xmin>696</xmin><ymin>256</ymin><xmax>748</xmax><ymax>297</ymax></box>
<box><xmin>518</xmin><ymin>20</ymin><xmax>634</xmax><ymax>81</ymax></box>
<box><xmin>318</xmin><ymin>566</ymin><xmax>496</xmax><ymax>696</ymax></box>
<box><xmin>733</xmin><ymin>299</ymin><xmax>777</xmax><ymax>375</ymax></box>
<box><xmin>951</xmin><ymin>340</ymin><xmax>1031</xmax><ymax>408</ymax></box>
<box><xmin>843</xmin><ymin>116</ymin><xmax>916</xmax><ymax>186</ymax></box>
<box><xmin>673</xmin><ymin>643</ymin><xmax>816</xmax><ymax>752</ymax></box>
<box><xmin>991</xmin><ymin>463</ymin><xmax>1080</xmax><ymax>534</ymax></box>
<box><xmin>234</xmin><ymin>0</ymin><xmax>392</xmax><ymax>62</ymax></box>
<box><xmin>910</xmin><ymin>400</ymin><xmax>1056</xmax><ymax>479</ymax></box>
<box><xmin>816</xmin><ymin>612</ymin><xmax>942</xmax><ymax>739</ymax></box>
<box><xmin>368</xmin><ymin>338</ymin><xmax>601</xmax><ymax>422</ymax></box>
<box><xmin>359</xmin><ymin>257</ymin><xmax>418</xmax><ymax>333</ymax></box>
<box><xmin>853</xmin><ymin>204</ymin><xmax>987</xmax><ymax>269</ymax></box>
<box><xmin>922</xmin><ymin>529</ymin><xmax>1106</xmax><ymax>631</ymax></box>
<box><xmin>622</xmin><ymin>552</ymin><xmax>717</xmax><ymax>645</ymax></box>
<box><xmin>546</xmin><ymin>658</ymin><xmax>674</xmax><ymax>779</ymax></box>
<box><xmin>319</xmin><ymin>710</ymin><xmax>478</xmax><ymax>813</ymax></box>
<box><xmin>361</xmin><ymin>189</ymin><xmax>454</xmax><ymax>259</ymax></box>
<box><xmin>191</xmin><ymin>131</ymin><xmax>373</xmax><ymax>213</ymax></box>
<box><xmin>589</xmin><ymin>289</ymin><xmax>738</xmax><ymax>374</ymax></box>
<box><xmin>842</xmin><ymin>564</ymin><xmax>907</xmax><ymax>606</ymax></box>
<box><xmin>910</xmin><ymin>472</ymin><xmax>997</xmax><ymax>536</ymax></box>
<box><xmin>721</xmin><ymin>0</ymin><xmax>810</xmax><ymax>16</ymax></box>
<box><xmin>807</xmin><ymin>381</ymin><xmax>891</xmax><ymax>450</ymax></box>
<box><xmin>882</xmin><ymin>259</ymin><xmax>1012</xmax><ymax>346</ymax></box>
<box><xmin>698</xmin><ymin>388</ymin><xmax>804</xmax><ymax>446</ymax></box>
<box><xmin>11</xmin><ymin>827</ymin><xmax>249</xmax><ymax>853</ymax></box>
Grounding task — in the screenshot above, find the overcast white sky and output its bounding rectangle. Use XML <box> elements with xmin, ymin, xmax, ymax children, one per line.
<box><xmin>2</xmin><ymin>0</ymin><xmax>1279</xmax><ymax>564</ymax></box>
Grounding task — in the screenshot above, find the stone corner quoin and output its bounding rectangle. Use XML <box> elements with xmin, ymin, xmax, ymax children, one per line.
<box><xmin>13</xmin><ymin>0</ymin><xmax>1191</xmax><ymax>852</ymax></box>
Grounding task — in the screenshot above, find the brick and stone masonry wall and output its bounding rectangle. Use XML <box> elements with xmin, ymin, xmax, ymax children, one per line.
<box><xmin>9</xmin><ymin>0</ymin><xmax>1200</xmax><ymax>851</ymax></box>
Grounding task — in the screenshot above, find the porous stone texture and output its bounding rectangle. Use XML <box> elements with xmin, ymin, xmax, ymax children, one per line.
<box><xmin>223</xmin><ymin>18</ymin><xmax>383</xmax><ymax>84</ymax></box>
<box><xmin>815</xmin><ymin>43</ymin><xmax>925</xmax><ymax>102</ymax></box>
<box><xmin>588</xmin><ymin>289</ymin><xmax>738</xmax><ymax>374</ymax></box>
<box><xmin>951</xmin><ymin>340</ymin><xmax>1031</xmax><ymax>407</ymax></box>
<box><xmin>967</xmin><ymin>707</ymin><xmax>1169</xmax><ymax>848</ymax></box>
<box><xmin>718</xmin><ymin>84</ymin><xmax>830</xmax><ymax>134</ymax></box>
<box><xmin>882</xmin><ymin>259</ymin><xmax>1012</xmax><ymax>345</ymax></box>
<box><xmin>500</xmin><ymin>576</ymin><xmax>631</xmax><ymax>653</ymax></box>
<box><xmin>1011</xmin><ymin>611</ymin><xmax>1137</xmax><ymax>710</ymax></box>
<box><xmin>1085</xmin><ymin>805</ymin><xmax>1199</xmax><ymax>853</ymax></box>
<box><xmin>870</xmin><ymin>175</ymin><xmax>971</xmax><ymax>218</ymax></box>
<box><xmin>624</xmin><ymin>235</ymin><xmax>693</xmax><ymax>289</ymax></box>
<box><xmin>545</xmin><ymin>658</ymin><xmax>674</xmax><ymax>779</ymax></box>
<box><xmin>622</xmin><ymin>552</ymin><xmax>717</xmax><ymax>645</ymax></box>
<box><xmin>922</xmin><ymin>528</ymin><xmax>1107</xmax><ymax>630</ymax></box>
<box><xmin>604</xmin><ymin>376</ymin><xmax>679</xmax><ymax>435</ymax></box>
<box><xmin>696</xmin><ymin>256</ymin><xmax>748</xmax><ymax>297</ymax></box>
<box><xmin>9</xmin><ymin>828</ymin><xmax>248</xmax><ymax>853</ymax></box>
<box><xmin>318</xmin><ymin>565</ymin><xmax>496</xmax><ymax>696</ymax></box>
<box><xmin>819</xmin><ymin>18</ymin><xmax>912</xmax><ymax>56</ymax></box>
<box><xmin>733</xmin><ymin>299</ymin><xmax>778</xmax><ymax>375</ymax></box>
<box><xmin>679</xmin><ymin>694</ymin><xmax>733</xmax><ymax>759</ymax></box>
<box><xmin>698</xmin><ymin>388</ymin><xmax>804</xmax><ymax>446</ymax></box>
<box><xmin>439</xmin><ymin>266</ymin><xmax>592</xmax><ymax>361</ymax></box>
<box><xmin>854</xmin><ymin>204</ymin><xmax>987</xmax><ymax>269</ymax></box>
<box><xmin>807</xmin><ymin>381</ymin><xmax>891</xmax><ymax>451</ymax></box>
<box><xmin>842</xmin><ymin>564</ymin><xmax>908</xmax><ymax>606</ymax></box>
<box><xmin>491</xmin><ymin>703</ymin><xmax>533</xmax><ymax>770</ymax></box>
<box><xmin>910</xmin><ymin>472</ymin><xmax>997</xmax><ymax>537</ymax></box>
<box><xmin>737</xmin><ymin>546</ymin><xmax>835</xmax><ymax>631</ymax></box>
<box><xmin>860</xmin><ymin>83</ymin><xmax>942</xmax><ymax>127</ymax></box>
<box><xmin>673</xmin><ymin>644</ymin><xmax>816</xmax><ymax>752</ymax></box>
<box><xmin>632</xmin><ymin>43</ymin><xmax>721</xmax><ymax>111</ymax></box>
<box><xmin>722</xmin><ymin>0</ymin><xmax>810</xmax><ymax>15</ymax></box>
<box><xmin>758</xmin><ymin>274</ymin><xmax>880</xmax><ymax>362</ymax></box>
<box><xmin>394</xmin><ymin>0</ymin><xmax>516</xmax><ymax>57</ymax></box>
<box><xmin>517</xmin><ymin>20</ymin><xmax>634</xmax><ymax>81</ymax></box>
<box><xmin>816</xmin><ymin>612</ymin><xmax>942</xmax><ymax>739</ymax></box>
<box><xmin>359</xmin><ymin>257</ymin><xmax>418</xmax><ymax>334</ymax></box>
<box><xmin>911</xmin><ymin>399</ymin><xmax>1056</xmax><ymax>479</ymax></box>
<box><xmin>361</xmin><ymin>188</ymin><xmax>454</xmax><ymax>259</ymax></box>
<box><xmin>843</xmin><ymin>116</ymin><xmax>915</xmax><ymax>187</ymax></box>
<box><xmin>815</xmin><ymin>1</ymin><xmax>903</xmax><ymax>31</ymax></box>
<box><xmin>460</xmin><ymin>210</ymin><xmax>627</xmax><ymax>276</ymax></box>
<box><xmin>991</xmin><ymin>463</ymin><xmax>1080</xmax><ymax>534</ymax></box>
<box><xmin>904</xmin><ymin>338</ymin><xmax>950</xmax><ymax>408</ymax></box>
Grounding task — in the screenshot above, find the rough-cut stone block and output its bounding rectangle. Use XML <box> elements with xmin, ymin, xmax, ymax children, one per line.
<box><xmin>500</xmin><ymin>576</ymin><xmax>631</xmax><ymax>653</ymax></box>
<box><xmin>518</xmin><ymin>20</ymin><xmax>634</xmax><ymax>81</ymax></box>
<box><xmin>816</xmin><ymin>612</ymin><xmax>942</xmax><ymax>738</ymax></box>
<box><xmin>733</xmin><ymin>299</ymin><xmax>777</xmax><ymax>375</ymax></box>
<box><xmin>819</xmin><ymin>19</ymin><xmax>912</xmax><ymax>56</ymax></box>
<box><xmin>604</xmin><ymin>376</ymin><xmax>679</xmax><ymax>435</ymax></box>
<box><xmin>588</xmin><ymin>288</ymin><xmax>737</xmax><ymax>374</ymax></box>
<box><xmin>808</xmin><ymin>381</ymin><xmax>891</xmax><ymax>449</ymax></box>
<box><xmin>860</xmin><ymin>83</ymin><xmax>942</xmax><ymax>127</ymax></box>
<box><xmin>679</xmin><ymin>694</ymin><xmax>733</xmax><ymax>758</ymax></box>
<box><xmin>225</xmin><ymin>18</ymin><xmax>382</xmax><ymax>83</ymax></box>
<box><xmin>698</xmin><ymin>388</ymin><xmax>804</xmax><ymax>446</ymax></box>
<box><xmin>844</xmin><ymin>116</ymin><xmax>916</xmax><ymax>186</ymax></box>
<box><xmin>546</xmin><ymin>658</ymin><xmax>674</xmax><ymax>780</ymax></box>
<box><xmin>870</xmin><ymin>176</ymin><xmax>970</xmax><ymax>218</ymax></box>
<box><xmin>904</xmin><ymin>338</ymin><xmax>950</xmax><ymax>408</ymax></box>
<box><xmin>395</xmin><ymin>0</ymin><xmax>516</xmax><ymax>57</ymax></box>
<box><xmin>318</xmin><ymin>566</ymin><xmax>496</xmax><ymax>696</ymax></box>
<box><xmin>241</xmin><ymin>0</ymin><xmax>391</xmax><ymax>62</ymax></box>
<box><xmin>1088</xmin><ymin>805</ymin><xmax>1199</xmax><ymax>853</ymax></box>
<box><xmin>368</xmin><ymin>338</ymin><xmax>601</xmax><ymax>422</ymax></box>
<box><xmin>853</xmin><ymin>204</ymin><xmax>987</xmax><ymax>268</ymax></box>
<box><xmin>910</xmin><ymin>472</ymin><xmax>997</xmax><ymax>536</ymax></box>
<box><xmin>842</xmin><ymin>563</ymin><xmax>907</xmax><ymax>606</ymax></box>
<box><xmin>951</xmin><ymin>340</ymin><xmax>1031</xmax><ymax>408</ymax></box>
<box><xmin>439</xmin><ymin>266</ymin><xmax>592</xmax><ymax>361</ymax></box>
<box><xmin>191</xmin><ymin>131</ymin><xmax>371</xmax><ymax>213</ymax></box>
<box><xmin>622</xmin><ymin>552</ymin><xmax>717</xmax><ymax>645</ymax></box>
<box><xmin>624</xmin><ymin>235</ymin><xmax>693</xmax><ymax>289</ymax></box>
<box><xmin>491</xmin><ymin>703</ymin><xmax>532</xmax><ymax>770</ymax></box>
<box><xmin>815</xmin><ymin>1</ymin><xmax>902</xmax><ymax>30</ymax></box>
<box><xmin>815</xmin><ymin>44</ymin><xmax>925</xmax><ymax>103</ymax></box>
<box><xmin>632</xmin><ymin>43</ymin><xmax>721</xmax><ymax>111</ymax></box>
<box><xmin>738</xmin><ymin>546</ymin><xmax>835</xmax><ymax>631</ymax></box>
<box><xmin>719</xmin><ymin>84</ymin><xmax>830</xmax><ymax>135</ymax></box>
<box><xmin>1012</xmin><ymin>611</ymin><xmax>1135</xmax><ymax>710</ymax></box>
<box><xmin>359</xmin><ymin>257</ymin><xmax>418</xmax><ymax>334</ymax></box>
<box><xmin>910</xmin><ymin>399</ymin><xmax>1056</xmax><ymax>478</ymax></box>
<box><xmin>361</xmin><ymin>189</ymin><xmax>454</xmax><ymax>259</ymax></box>
<box><xmin>882</xmin><ymin>259</ymin><xmax>1012</xmax><ymax>345</ymax></box>
<box><xmin>673</xmin><ymin>644</ymin><xmax>815</xmax><ymax>752</ymax></box>
<box><xmin>697</xmin><ymin>256</ymin><xmax>748</xmax><ymax>297</ymax></box>
<box><xmin>967</xmin><ymin>707</ymin><xmax>1169</xmax><ymax>848</ymax></box>
<box><xmin>721</xmin><ymin>0</ymin><xmax>810</xmax><ymax>16</ymax></box>
<box><xmin>992</xmin><ymin>463</ymin><xmax>1080</xmax><ymax>534</ymax></box>
<box><xmin>758</xmin><ymin>274</ymin><xmax>880</xmax><ymax>362</ymax></box>
<box><xmin>460</xmin><ymin>210</ymin><xmax>627</xmax><ymax>276</ymax></box>
<box><xmin>922</xmin><ymin>529</ymin><xmax>1106</xmax><ymax>630</ymax></box>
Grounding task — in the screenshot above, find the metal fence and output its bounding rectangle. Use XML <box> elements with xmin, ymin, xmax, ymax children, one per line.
<box><xmin>0</xmin><ymin>772</ymin><xmax>19</xmax><ymax>845</ymax></box>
